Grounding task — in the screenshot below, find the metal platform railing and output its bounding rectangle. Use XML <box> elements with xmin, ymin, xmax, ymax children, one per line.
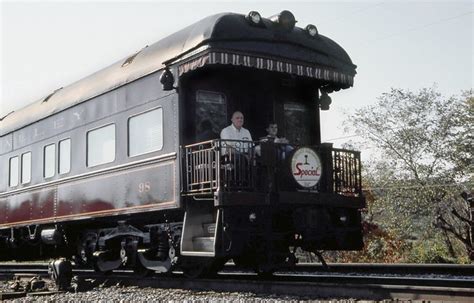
<box><xmin>182</xmin><ymin>140</ymin><xmax>362</xmax><ymax>196</ymax></box>
<box><xmin>332</xmin><ymin>148</ymin><xmax>362</xmax><ymax>197</ymax></box>
<box><xmin>183</xmin><ymin>139</ymin><xmax>257</xmax><ymax>194</ymax></box>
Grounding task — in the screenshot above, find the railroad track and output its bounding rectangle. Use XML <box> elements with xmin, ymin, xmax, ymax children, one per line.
<box><xmin>293</xmin><ymin>262</ymin><xmax>474</xmax><ymax>276</ymax></box>
<box><xmin>1</xmin><ymin>263</ymin><xmax>473</xmax><ymax>301</ymax></box>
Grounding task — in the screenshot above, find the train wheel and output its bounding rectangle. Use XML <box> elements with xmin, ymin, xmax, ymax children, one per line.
<box><xmin>133</xmin><ymin>252</ymin><xmax>155</xmax><ymax>277</ymax></box>
<box><xmin>92</xmin><ymin>262</ymin><xmax>112</xmax><ymax>275</ymax></box>
<box><xmin>206</xmin><ymin>257</ymin><xmax>227</xmax><ymax>276</ymax></box>
<box><xmin>257</xmin><ymin>266</ymin><xmax>275</xmax><ymax>277</ymax></box>
<box><xmin>182</xmin><ymin>264</ymin><xmax>206</xmax><ymax>278</ymax></box>
<box><xmin>233</xmin><ymin>254</ymin><xmax>258</xmax><ymax>271</ymax></box>
<box><xmin>133</xmin><ymin>261</ymin><xmax>154</xmax><ymax>277</ymax></box>
<box><xmin>93</xmin><ymin>251</ymin><xmax>122</xmax><ymax>274</ymax></box>
<box><xmin>181</xmin><ymin>257</ymin><xmax>226</xmax><ymax>278</ymax></box>
<box><xmin>182</xmin><ymin>258</ymin><xmax>211</xmax><ymax>278</ymax></box>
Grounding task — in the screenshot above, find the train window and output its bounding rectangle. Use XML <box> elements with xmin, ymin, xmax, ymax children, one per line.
<box><xmin>195</xmin><ymin>90</ymin><xmax>227</xmax><ymax>141</ymax></box>
<box><xmin>21</xmin><ymin>152</ymin><xmax>31</xmax><ymax>184</ymax></box>
<box><xmin>44</xmin><ymin>144</ymin><xmax>56</xmax><ymax>178</ymax></box>
<box><xmin>128</xmin><ymin>108</ymin><xmax>163</xmax><ymax>157</ymax></box>
<box><xmin>9</xmin><ymin>156</ymin><xmax>19</xmax><ymax>187</ymax></box>
<box><xmin>283</xmin><ymin>102</ymin><xmax>311</xmax><ymax>145</ymax></box>
<box><xmin>87</xmin><ymin>124</ymin><xmax>115</xmax><ymax>167</ymax></box>
<box><xmin>59</xmin><ymin>138</ymin><xmax>71</xmax><ymax>174</ymax></box>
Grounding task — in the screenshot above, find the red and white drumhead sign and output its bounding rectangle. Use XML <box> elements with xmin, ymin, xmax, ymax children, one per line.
<box><xmin>290</xmin><ymin>147</ymin><xmax>322</xmax><ymax>188</ymax></box>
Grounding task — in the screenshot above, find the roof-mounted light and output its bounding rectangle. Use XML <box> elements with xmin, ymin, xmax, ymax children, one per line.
<box><xmin>305</xmin><ymin>24</ymin><xmax>318</xmax><ymax>37</ymax></box>
<box><xmin>246</xmin><ymin>11</ymin><xmax>262</xmax><ymax>26</ymax></box>
<box><xmin>270</xmin><ymin>10</ymin><xmax>296</xmax><ymax>31</ymax></box>
<box><xmin>160</xmin><ymin>67</ymin><xmax>175</xmax><ymax>91</ymax></box>
<box><xmin>319</xmin><ymin>90</ymin><xmax>332</xmax><ymax>111</ymax></box>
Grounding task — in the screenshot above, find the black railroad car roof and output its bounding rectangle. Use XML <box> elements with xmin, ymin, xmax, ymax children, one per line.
<box><xmin>0</xmin><ymin>12</ymin><xmax>357</xmax><ymax>137</ymax></box>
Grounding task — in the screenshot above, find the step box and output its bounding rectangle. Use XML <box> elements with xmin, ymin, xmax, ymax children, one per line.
<box><xmin>202</xmin><ymin>223</ymin><xmax>216</xmax><ymax>236</ymax></box>
<box><xmin>192</xmin><ymin>236</ymin><xmax>215</xmax><ymax>252</ymax></box>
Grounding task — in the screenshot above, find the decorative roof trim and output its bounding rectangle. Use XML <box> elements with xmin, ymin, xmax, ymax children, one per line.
<box><xmin>178</xmin><ymin>51</ymin><xmax>353</xmax><ymax>86</ymax></box>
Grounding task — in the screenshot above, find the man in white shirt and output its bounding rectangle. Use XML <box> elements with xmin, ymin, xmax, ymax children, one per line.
<box><xmin>220</xmin><ymin>111</ymin><xmax>253</xmax><ymax>153</ymax></box>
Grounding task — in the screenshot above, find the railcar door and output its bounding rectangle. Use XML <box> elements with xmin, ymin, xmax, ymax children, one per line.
<box><xmin>272</xmin><ymin>84</ymin><xmax>320</xmax><ymax>146</ymax></box>
<box><xmin>195</xmin><ymin>90</ymin><xmax>227</xmax><ymax>142</ymax></box>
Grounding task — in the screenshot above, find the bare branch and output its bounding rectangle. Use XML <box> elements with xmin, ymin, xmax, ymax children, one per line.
<box><xmin>437</xmin><ymin>215</ymin><xmax>471</xmax><ymax>246</ymax></box>
<box><xmin>451</xmin><ymin>208</ymin><xmax>474</xmax><ymax>225</ymax></box>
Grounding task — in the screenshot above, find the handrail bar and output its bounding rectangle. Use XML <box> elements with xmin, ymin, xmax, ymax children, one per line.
<box><xmin>181</xmin><ymin>140</ymin><xmax>363</xmax><ymax>197</ymax></box>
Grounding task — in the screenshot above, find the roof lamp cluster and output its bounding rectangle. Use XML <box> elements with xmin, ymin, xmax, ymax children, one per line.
<box><xmin>247</xmin><ymin>11</ymin><xmax>262</xmax><ymax>25</ymax></box>
<box><xmin>246</xmin><ymin>10</ymin><xmax>318</xmax><ymax>37</ymax></box>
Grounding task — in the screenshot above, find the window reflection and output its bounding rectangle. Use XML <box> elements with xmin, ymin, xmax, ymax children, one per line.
<box><xmin>21</xmin><ymin>152</ymin><xmax>31</xmax><ymax>183</ymax></box>
<box><xmin>59</xmin><ymin>138</ymin><xmax>71</xmax><ymax>174</ymax></box>
<box><xmin>9</xmin><ymin>156</ymin><xmax>19</xmax><ymax>187</ymax></box>
<box><xmin>195</xmin><ymin>90</ymin><xmax>226</xmax><ymax>142</ymax></box>
<box><xmin>128</xmin><ymin>108</ymin><xmax>163</xmax><ymax>157</ymax></box>
<box><xmin>44</xmin><ymin>144</ymin><xmax>55</xmax><ymax>178</ymax></box>
<box><xmin>87</xmin><ymin>124</ymin><xmax>115</xmax><ymax>167</ymax></box>
<box><xmin>284</xmin><ymin>102</ymin><xmax>310</xmax><ymax>145</ymax></box>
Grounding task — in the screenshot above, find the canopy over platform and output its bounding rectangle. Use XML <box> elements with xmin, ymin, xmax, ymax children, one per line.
<box><xmin>1</xmin><ymin>11</ymin><xmax>356</xmax><ymax>137</ymax></box>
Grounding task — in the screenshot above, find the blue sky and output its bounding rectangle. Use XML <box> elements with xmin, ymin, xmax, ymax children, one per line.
<box><xmin>1</xmin><ymin>1</ymin><xmax>472</xmax><ymax>149</ymax></box>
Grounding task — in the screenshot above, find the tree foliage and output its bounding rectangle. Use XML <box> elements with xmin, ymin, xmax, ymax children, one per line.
<box><xmin>345</xmin><ymin>86</ymin><xmax>473</xmax><ymax>262</ymax></box>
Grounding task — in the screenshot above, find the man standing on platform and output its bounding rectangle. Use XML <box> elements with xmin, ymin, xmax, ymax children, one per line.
<box><xmin>220</xmin><ymin>111</ymin><xmax>253</xmax><ymax>153</ymax></box>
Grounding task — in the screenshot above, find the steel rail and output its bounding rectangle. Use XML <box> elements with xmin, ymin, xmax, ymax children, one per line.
<box><xmin>288</xmin><ymin>262</ymin><xmax>474</xmax><ymax>276</ymax></box>
<box><xmin>119</xmin><ymin>275</ymin><xmax>474</xmax><ymax>302</ymax></box>
<box><xmin>1</xmin><ymin>263</ymin><xmax>473</xmax><ymax>301</ymax></box>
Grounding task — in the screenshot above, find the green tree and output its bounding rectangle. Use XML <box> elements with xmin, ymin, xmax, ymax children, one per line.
<box><xmin>345</xmin><ymin>86</ymin><xmax>473</xmax><ymax>262</ymax></box>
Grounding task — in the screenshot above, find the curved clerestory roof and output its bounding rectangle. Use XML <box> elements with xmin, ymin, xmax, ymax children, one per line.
<box><xmin>0</xmin><ymin>11</ymin><xmax>357</xmax><ymax>137</ymax></box>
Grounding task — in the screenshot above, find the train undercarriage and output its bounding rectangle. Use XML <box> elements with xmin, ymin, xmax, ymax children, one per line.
<box><xmin>0</xmin><ymin>202</ymin><xmax>361</xmax><ymax>277</ymax></box>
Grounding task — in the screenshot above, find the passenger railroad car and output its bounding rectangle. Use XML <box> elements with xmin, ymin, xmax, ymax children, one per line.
<box><xmin>0</xmin><ymin>10</ymin><xmax>364</xmax><ymax>276</ymax></box>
